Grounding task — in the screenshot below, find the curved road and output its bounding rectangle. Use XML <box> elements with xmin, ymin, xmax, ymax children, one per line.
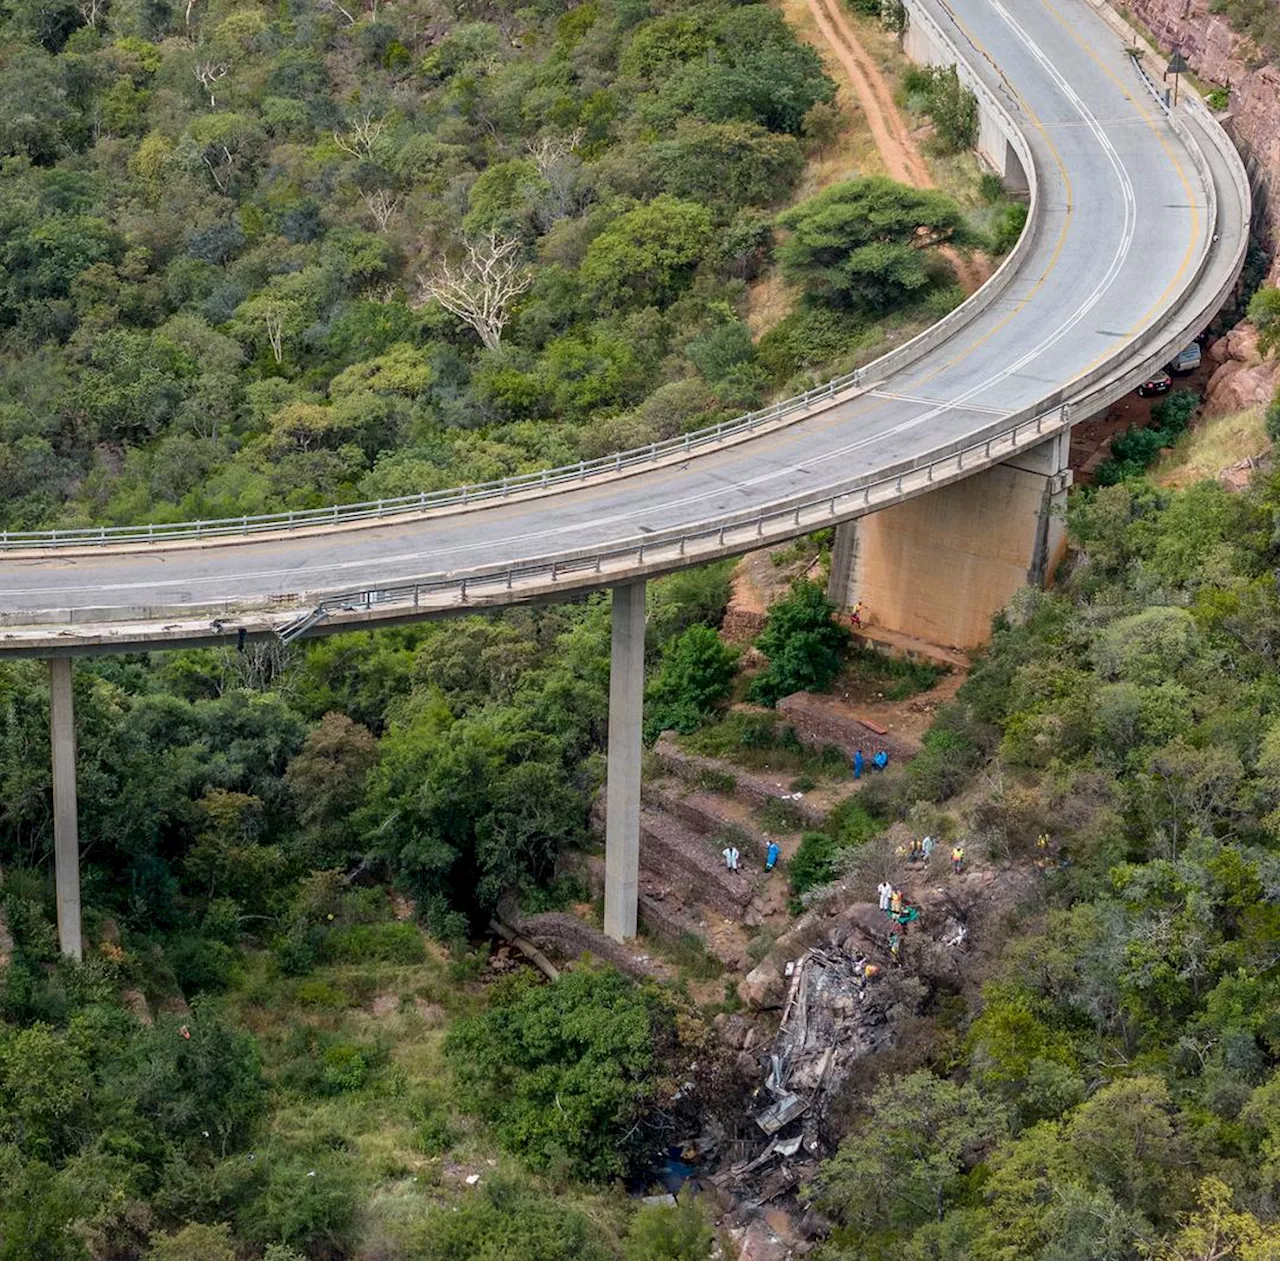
<box><xmin>0</xmin><ymin>0</ymin><xmax>1250</xmax><ymax>655</ymax></box>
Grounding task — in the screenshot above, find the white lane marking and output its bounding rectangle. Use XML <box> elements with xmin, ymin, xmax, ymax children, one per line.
<box><xmin>0</xmin><ymin>11</ymin><xmax>1148</xmax><ymax>602</ymax></box>
<box><xmin>870</xmin><ymin>390</ymin><xmax>1008</xmax><ymax>416</ymax></box>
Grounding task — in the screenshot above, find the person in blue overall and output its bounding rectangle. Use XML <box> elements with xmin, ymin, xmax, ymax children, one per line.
<box><xmin>765</xmin><ymin>842</ymin><xmax>781</xmax><ymax>872</ymax></box>
<box><xmin>854</xmin><ymin>748</ymin><xmax>864</xmax><ymax>779</ymax></box>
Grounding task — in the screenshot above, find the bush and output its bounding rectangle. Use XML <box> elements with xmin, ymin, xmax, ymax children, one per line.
<box><xmin>1266</xmin><ymin>390</ymin><xmax>1280</xmax><ymax>444</ymax></box>
<box><xmin>235</xmin><ymin>1147</ymin><xmax>361</xmax><ymax>1253</ymax></box>
<box><xmin>750</xmin><ymin>581</ymin><xmax>850</xmax><ymax>705</ymax></box>
<box><xmin>323</xmin><ymin>921</ymin><xmax>427</xmax><ymax>964</ymax></box>
<box><xmin>756</xmin><ymin>305</ymin><xmax>865</xmax><ymax>382</ymax></box>
<box><xmin>408</xmin><ymin>1172</ymin><xmax>611</xmax><ymax>1261</ymax></box>
<box><xmin>904</xmin><ymin>65</ymin><xmax>979</xmax><ymax>152</ymax></box>
<box><xmin>1096</xmin><ymin>389</ymin><xmax>1200</xmax><ymax>483</ymax></box>
<box><xmin>992</xmin><ymin>202</ymin><xmax>1028</xmax><ymax>254</ymax></box>
<box><xmin>446</xmin><ymin>968</ymin><xmax>673</xmax><ymax>1182</ymax></box>
<box><xmin>644</xmin><ymin>625</ymin><xmax>739</xmax><ymax>741</ymax></box>
<box><xmin>790</xmin><ymin>831</ymin><xmax>844</xmax><ymax>900</ymax></box>
<box><xmin>624</xmin><ymin>1195</ymin><xmax>714</xmax><ymax>1260</ymax></box>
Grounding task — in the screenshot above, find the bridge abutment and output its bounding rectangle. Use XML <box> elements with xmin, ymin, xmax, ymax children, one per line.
<box><xmin>604</xmin><ymin>580</ymin><xmax>645</xmax><ymax>942</ymax></box>
<box><xmin>48</xmin><ymin>657</ymin><xmax>82</xmax><ymax>960</ymax></box>
<box><xmin>828</xmin><ymin>432</ymin><xmax>1071</xmax><ymax>649</ymax></box>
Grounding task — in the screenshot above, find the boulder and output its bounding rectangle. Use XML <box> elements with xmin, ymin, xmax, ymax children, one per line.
<box><xmin>1205</xmin><ymin>359</ymin><xmax>1280</xmax><ymax>416</ymax></box>
<box><xmin>739</xmin><ymin>957</ymin><xmax>786</xmax><ymax>1010</ymax></box>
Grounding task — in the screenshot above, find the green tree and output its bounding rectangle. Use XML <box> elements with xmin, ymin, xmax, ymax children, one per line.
<box><xmin>749</xmin><ymin>580</ymin><xmax>849</xmax><ymax>705</ymax></box>
<box><xmin>653</xmin><ymin>120</ymin><xmax>804</xmax><ymax>213</ymax></box>
<box><xmin>360</xmin><ymin>695</ymin><xmax>585</xmax><ymax>933</ymax></box>
<box><xmin>580</xmin><ymin>196</ymin><xmax>714</xmax><ymax>309</ymax></box>
<box><xmin>1144</xmin><ymin>1177</ymin><xmax>1280</xmax><ymax>1261</ymax></box>
<box><xmin>816</xmin><ymin>1071</ymin><xmax>1008</xmax><ymax>1235</ymax></box>
<box><xmin>644</xmin><ymin>625</ymin><xmax>738</xmax><ymax>741</ymax></box>
<box><xmin>446</xmin><ymin>968</ymin><xmax>672</xmax><ymax>1182</ymax></box>
<box><xmin>776</xmin><ymin>176</ymin><xmax>968</xmax><ymax>311</ymax></box>
<box><xmin>284</xmin><ymin>712</ymin><xmax>378</xmax><ymax>867</ymax></box>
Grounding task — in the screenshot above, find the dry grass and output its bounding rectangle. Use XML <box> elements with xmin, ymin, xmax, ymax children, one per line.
<box><xmin>780</xmin><ymin>0</ymin><xmax>885</xmax><ymax>190</ymax></box>
<box><xmin>1151</xmin><ymin>405</ymin><xmax>1270</xmax><ymax>488</ymax></box>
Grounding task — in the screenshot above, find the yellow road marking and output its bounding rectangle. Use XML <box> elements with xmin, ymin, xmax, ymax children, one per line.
<box><xmin>1035</xmin><ymin>0</ymin><xmax>1202</xmax><ymax>373</ymax></box>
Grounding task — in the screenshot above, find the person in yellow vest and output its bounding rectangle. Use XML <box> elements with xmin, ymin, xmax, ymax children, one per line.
<box><xmin>951</xmin><ymin>844</ymin><xmax>965</xmax><ymax>874</ymax></box>
<box><xmin>890</xmin><ymin>888</ymin><xmax>903</xmax><ymax>916</ymax></box>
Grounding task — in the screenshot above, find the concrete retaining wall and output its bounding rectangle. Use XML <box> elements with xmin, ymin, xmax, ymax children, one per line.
<box><xmin>902</xmin><ymin>6</ymin><xmax>1028</xmax><ymax>189</ymax></box>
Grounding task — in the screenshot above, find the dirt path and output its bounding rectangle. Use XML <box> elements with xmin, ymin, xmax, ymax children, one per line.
<box><xmin>807</xmin><ymin>0</ymin><xmax>929</xmax><ymax>186</ymax></box>
<box><xmin>806</xmin><ymin>0</ymin><xmax>988</xmax><ymax>294</ymax></box>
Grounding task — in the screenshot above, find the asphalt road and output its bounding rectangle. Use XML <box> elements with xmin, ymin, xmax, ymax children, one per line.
<box><xmin>0</xmin><ymin>0</ymin><xmax>1243</xmax><ymax>645</ymax></box>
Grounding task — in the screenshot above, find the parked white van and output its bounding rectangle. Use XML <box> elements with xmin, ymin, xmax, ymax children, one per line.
<box><xmin>1169</xmin><ymin>343</ymin><xmax>1202</xmax><ymax>373</ymax></box>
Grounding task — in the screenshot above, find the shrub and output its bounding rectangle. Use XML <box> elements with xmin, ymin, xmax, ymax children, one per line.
<box><xmin>1266</xmin><ymin>389</ymin><xmax>1280</xmax><ymax>444</ymax></box>
<box><xmin>750</xmin><ymin>580</ymin><xmax>850</xmax><ymax>705</ymax></box>
<box><xmin>235</xmin><ymin>1147</ymin><xmax>361</xmax><ymax>1253</ymax></box>
<box><xmin>408</xmin><ymin>1172</ymin><xmax>611</xmax><ymax>1261</ymax></box>
<box><xmin>644</xmin><ymin>625</ymin><xmax>739</xmax><ymax>741</ymax></box>
<box><xmin>904</xmin><ymin>65</ymin><xmax>979</xmax><ymax>151</ymax></box>
<box><xmin>790</xmin><ymin>831</ymin><xmax>844</xmax><ymax>900</ymax></box>
<box><xmin>992</xmin><ymin>202</ymin><xmax>1028</xmax><ymax>254</ymax></box>
<box><xmin>446</xmin><ymin>968</ymin><xmax>673</xmax><ymax>1182</ymax></box>
<box><xmin>323</xmin><ymin>921</ymin><xmax>426</xmax><ymax>964</ymax></box>
<box><xmin>624</xmin><ymin>1195</ymin><xmax>714</xmax><ymax>1260</ymax></box>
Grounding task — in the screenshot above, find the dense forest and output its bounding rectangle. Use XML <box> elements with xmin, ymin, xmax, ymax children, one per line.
<box><xmin>6</xmin><ymin>0</ymin><xmax>1280</xmax><ymax>1253</ymax></box>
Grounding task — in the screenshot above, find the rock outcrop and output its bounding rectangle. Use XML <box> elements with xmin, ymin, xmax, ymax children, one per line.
<box><xmin>1205</xmin><ymin>324</ymin><xmax>1280</xmax><ymax>414</ymax></box>
<box><xmin>1121</xmin><ymin>0</ymin><xmax>1277</xmax><ymax>272</ymax></box>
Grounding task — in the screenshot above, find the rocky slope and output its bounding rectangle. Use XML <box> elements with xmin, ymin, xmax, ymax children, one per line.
<box><xmin>1120</xmin><ymin>0</ymin><xmax>1277</xmax><ymax>271</ymax></box>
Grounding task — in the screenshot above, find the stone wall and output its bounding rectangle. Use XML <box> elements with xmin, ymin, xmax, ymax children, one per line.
<box><xmin>776</xmin><ymin>693</ymin><xmax>919</xmax><ymax>764</ymax></box>
<box><xmin>652</xmin><ymin>737</ymin><xmax>828</xmax><ymax>826</ymax></box>
<box><xmin>512</xmin><ymin>911</ymin><xmax>656</xmax><ymax>978</ymax></box>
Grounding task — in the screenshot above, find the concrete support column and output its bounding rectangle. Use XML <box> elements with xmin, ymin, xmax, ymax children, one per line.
<box><xmin>829</xmin><ymin>433</ymin><xmax>1072</xmax><ymax>650</ymax></box>
<box><xmin>604</xmin><ymin>580</ymin><xmax>645</xmax><ymax>943</ymax></box>
<box><xmin>827</xmin><ymin>521</ymin><xmax>858</xmax><ymax>610</ymax></box>
<box><xmin>48</xmin><ymin>658</ymin><xmax>82</xmax><ymax>960</ymax></box>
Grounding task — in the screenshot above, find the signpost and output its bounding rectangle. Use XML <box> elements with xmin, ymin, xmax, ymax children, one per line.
<box><xmin>1166</xmin><ymin>47</ymin><xmax>1188</xmax><ymax>107</ymax></box>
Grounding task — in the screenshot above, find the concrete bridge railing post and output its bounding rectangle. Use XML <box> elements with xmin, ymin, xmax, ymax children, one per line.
<box><xmin>603</xmin><ymin>580</ymin><xmax>645</xmax><ymax>942</ymax></box>
<box><xmin>48</xmin><ymin>657</ymin><xmax>82</xmax><ymax>960</ymax></box>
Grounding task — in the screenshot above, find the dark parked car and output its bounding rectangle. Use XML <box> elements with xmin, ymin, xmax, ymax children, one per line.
<box><xmin>1137</xmin><ymin>371</ymin><xmax>1172</xmax><ymax>397</ymax></box>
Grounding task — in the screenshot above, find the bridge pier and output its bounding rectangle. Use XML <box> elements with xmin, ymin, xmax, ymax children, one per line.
<box><xmin>48</xmin><ymin>658</ymin><xmax>83</xmax><ymax>960</ymax></box>
<box><xmin>603</xmin><ymin>580</ymin><xmax>645</xmax><ymax>943</ymax></box>
<box><xmin>829</xmin><ymin>433</ymin><xmax>1071</xmax><ymax>649</ymax></box>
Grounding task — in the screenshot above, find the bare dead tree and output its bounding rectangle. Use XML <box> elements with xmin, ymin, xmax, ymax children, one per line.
<box><xmin>185</xmin><ymin>0</ymin><xmax>199</xmax><ymax>24</ymax></box>
<box><xmin>525</xmin><ymin>127</ymin><xmax>584</xmax><ymax>176</ymax></box>
<box><xmin>194</xmin><ymin>61</ymin><xmax>230</xmax><ymax>107</ymax></box>
<box><xmin>526</xmin><ymin>127</ymin><xmax>585</xmax><ymax>224</ymax></box>
<box><xmin>359</xmin><ymin>187</ymin><xmax>404</xmax><ymax>232</ymax></box>
<box><xmin>77</xmin><ymin>0</ymin><xmax>104</xmax><ymax>28</ymax></box>
<box><xmin>334</xmin><ymin>112</ymin><xmax>387</xmax><ymax>160</ymax></box>
<box><xmin>416</xmin><ymin>232</ymin><xmax>532</xmax><ymax>352</ymax></box>
<box><xmin>316</xmin><ymin>0</ymin><xmax>357</xmax><ymax>23</ymax></box>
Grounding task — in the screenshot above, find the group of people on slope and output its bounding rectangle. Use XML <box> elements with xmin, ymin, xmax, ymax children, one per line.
<box><xmin>722</xmin><ymin>841</ymin><xmax>781</xmax><ymax>873</ymax></box>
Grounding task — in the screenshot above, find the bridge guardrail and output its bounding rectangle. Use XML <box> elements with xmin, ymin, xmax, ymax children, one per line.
<box><xmin>3</xmin><ymin>214</ymin><xmax>1243</xmax><ymax>637</ymax></box>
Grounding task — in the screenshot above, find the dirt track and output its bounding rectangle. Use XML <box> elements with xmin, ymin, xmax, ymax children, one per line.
<box><xmin>805</xmin><ymin>0</ymin><xmax>988</xmax><ymax>293</ymax></box>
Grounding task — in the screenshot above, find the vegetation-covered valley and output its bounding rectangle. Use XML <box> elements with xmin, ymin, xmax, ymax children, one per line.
<box><xmin>7</xmin><ymin>0</ymin><xmax>1280</xmax><ymax>1253</ymax></box>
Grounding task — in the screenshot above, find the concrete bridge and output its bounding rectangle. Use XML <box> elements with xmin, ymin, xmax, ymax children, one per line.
<box><xmin>0</xmin><ymin>0</ymin><xmax>1250</xmax><ymax>957</ymax></box>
